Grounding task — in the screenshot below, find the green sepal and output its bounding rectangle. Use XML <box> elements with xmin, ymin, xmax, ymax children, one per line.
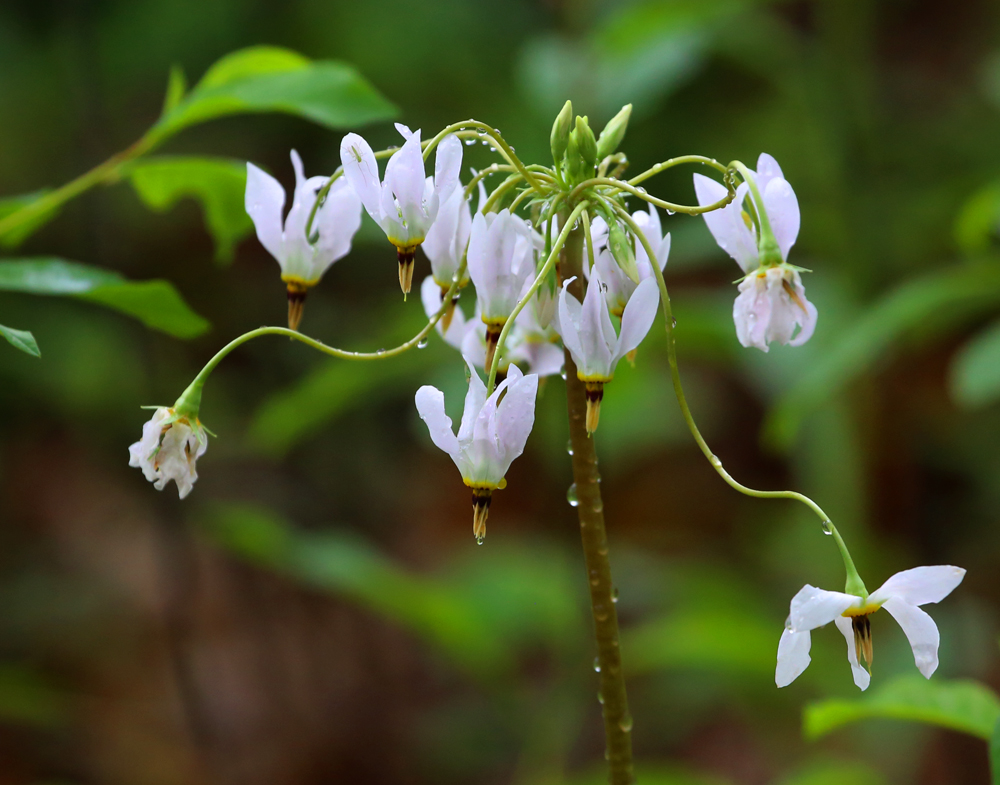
<box><xmin>596</xmin><ymin>104</ymin><xmax>632</xmax><ymax>161</ymax></box>
<box><xmin>608</xmin><ymin>221</ymin><xmax>640</xmax><ymax>283</ymax></box>
<box><xmin>575</xmin><ymin>116</ymin><xmax>598</xmax><ymax>170</ymax></box>
<box><xmin>550</xmin><ymin>100</ymin><xmax>573</xmax><ymax>165</ymax></box>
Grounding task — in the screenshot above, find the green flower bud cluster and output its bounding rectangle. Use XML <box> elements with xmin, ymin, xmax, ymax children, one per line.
<box><xmin>550</xmin><ymin>101</ymin><xmax>632</xmax><ymax>187</ymax></box>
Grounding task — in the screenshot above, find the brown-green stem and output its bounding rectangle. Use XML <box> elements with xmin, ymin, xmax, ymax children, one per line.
<box><xmin>560</xmin><ymin>215</ymin><xmax>634</xmax><ymax>785</ymax></box>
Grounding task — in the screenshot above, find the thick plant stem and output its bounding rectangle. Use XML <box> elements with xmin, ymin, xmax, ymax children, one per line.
<box><xmin>560</xmin><ymin>220</ymin><xmax>634</xmax><ymax>785</ymax></box>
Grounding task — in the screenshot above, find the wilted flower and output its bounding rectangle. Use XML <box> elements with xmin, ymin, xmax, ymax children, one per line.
<box><xmin>128</xmin><ymin>407</ymin><xmax>209</xmax><ymax>499</ymax></box>
<box><xmin>245</xmin><ymin>150</ymin><xmax>362</xmax><ymax>329</ymax></box>
<box><xmin>466</xmin><ymin>209</ymin><xmax>535</xmax><ymax>372</ymax></box>
<box><xmin>415</xmin><ymin>362</ymin><xmax>538</xmax><ymax>543</ymax></box>
<box><xmin>340</xmin><ymin>124</ymin><xmax>462</xmax><ymax>295</ymax></box>
<box><xmin>776</xmin><ymin>565</ymin><xmax>966</xmax><ymax>691</ymax></box>
<box><xmin>694</xmin><ymin>153</ymin><xmax>817</xmax><ymax>351</ymax></box>
<box><xmin>557</xmin><ymin>273</ymin><xmax>659</xmax><ymax>433</ymax></box>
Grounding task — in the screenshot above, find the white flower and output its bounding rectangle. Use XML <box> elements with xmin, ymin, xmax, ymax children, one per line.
<box><xmin>591</xmin><ymin>204</ymin><xmax>671</xmax><ymax>317</ymax></box>
<box><xmin>776</xmin><ymin>565</ymin><xmax>966</xmax><ymax>691</ymax></box>
<box><xmin>466</xmin><ymin>208</ymin><xmax>536</xmax><ymax>370</ymax></box>
<box><xmin>558</xmin><ymin>272</ymin><xmax>659</xmax><ymax>433</ymax></box>
<box><xmin>694</xmin><ymin>153</ymin><xmax>816</xmax><ymax>351</ymax></box>
<box><xmin>340</xmin><ymin>124</ymin><xmax>462</xmax><ymax>293</ymax></box>
<box><xmin>128</xmin><ymin>407</ymin><xmax>209</xmax><ymax>499</ymax></box>
<box><xmin>733</xmin><ymin>264</ymin><xmax>818</xmax><ymax>352</ymax></box>
<box><xmin>423</xmin><ymin>173</ymin><xmax>482</xmax><ymax>289</ymax></box>
<box><xmin>415</xmin><ymin>362</ymin><xmax>538</xmax><ymax>542</ymax></box>
<box><xmin>245</xmin><ymin>150</ymin><xmax>362</xmax><ymax>287</ymax></box>
<box><xmin>558</xmin><ymin>273</ymin><xmax>659</xmax><ymax>383</ymax></box>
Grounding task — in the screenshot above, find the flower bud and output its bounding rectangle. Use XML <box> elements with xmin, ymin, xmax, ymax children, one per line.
<box><xmin>596</xmin><ymin>104</ymin><xmax>632</xmax><ymax>161</ymax></box>
<box><xmin>607</xmin><ymin>221</ymin><xmax>640</xmax><ymax>284</ymax></box>
<box><xmin>575</xmin><ymin>116</ymin><xmax>598</xmax><ymax>171</ymax></box>
<box><xmin>550</xmin><ymin>100</ymin><xmax>573</xmax><ymax>164</ymax></box>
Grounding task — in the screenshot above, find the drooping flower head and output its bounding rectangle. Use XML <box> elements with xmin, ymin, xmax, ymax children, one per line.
<box><xmin>340</xmin><ymin>124</ymin><xmax>462</xmax><ymax>294</ymax></box>
<box><xmin>128</xmin><ymin>407</ymin><xmax>209</xmax><ymax>499</ymax></box>
<box><xmin>776</xmin><ymin>565</ymin><xmax>966</xmax><ymax>691</ymax></box>
<box><xmin>557</xmin><ymin>272</ymin><xmax>659</xmax><ymax>433</ymax></box>
<box><xmin>415</xmin><ymin>361</ymin><xmax>538</xmax><ymax>542</ymax></box>
<box><xmin>466</xmin><ymin>208</ymin><xmax>536</xmax><ymax>372</ymax></box>
<box><xmin>694</xmin><ymin>153</ymin><xmax>817</xmax><ymax>351</ymax></box>
<box><xmin>245</xmin><ymin>150</ymin><xmax>362</xmax><ymax>329</ymax></box>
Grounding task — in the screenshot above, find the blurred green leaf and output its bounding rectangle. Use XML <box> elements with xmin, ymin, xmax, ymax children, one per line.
<box><xmin>991</xmin><ymin>716</ymin><xmax>1000</xmax><ymax>785</ymax></box>
<box><xmin>199</xmin><ymin>503</ymin><xmax>504</xmax><ymax>675</ymax></box>
<box><xmin>161</xmin><ymin>64</ymin><xmax>187</xmax><ymax>115</ymax></box>
<box><xmin>804</xmin><ymin>675</ymin><xmax>1000</xmax><ymax>741</ymax></box>
<box><xmin>954</xmin><ymin>182</ymin><xmax>1000</xmax><ymax>256</ymax></box>
<box><xmin>567</xmin><ymin>763</ymin><xmax>730</xmax><ymax>785</ymax></box>
<box><xmin>0</xmin><ymin>190</ymin><xmax>57</xmax><ymax>248</ymax></box>
<box><xmin>776</xmin><ymin>761</ymin><xmax>887</xmax><ymax>785</ymax></box>
<box><xmin>623</xmin><ymin>608</ymin><xmax>775</xmax><ymax>677</ymax></box>
<box><xmin>949</xmin><ymin>318</ymin><xmax>1000</xmax><ymax>408</ymax></box>
<box><xmin>0</xmin><ymin>663</ymin><xmax>67</xmax><ymax>727</ymax></box>
<box><xmin>152</xmin><ymin>45</ymin><xmax>397</xmax><ymax>140</ymax></box>
<box><xmin>0</xmin><ymin>324</ymin><xmax>40</xmax><ymax>357</ymax></box>
<box><xmin>766</xmin><ymin>264</ymin><xmax>1000</xmax><ymax>448</ymax></box>
<box><xmin>0</xmin><ymin>258</ymin><xmax>209</xmax><ymax>338</ymax></box>
<box><xmin>126</xmin><ymin>156</ymin><xmax>251</xmax><ymax>264</ymax></box>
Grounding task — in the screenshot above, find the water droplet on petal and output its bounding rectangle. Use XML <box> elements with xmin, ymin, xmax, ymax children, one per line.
<box><xmin>566</xmin><ymin>483</ymin><xmax>579</xmax><ymax>507</ymax></box>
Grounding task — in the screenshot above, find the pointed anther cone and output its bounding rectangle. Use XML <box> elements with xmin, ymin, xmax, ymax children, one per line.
<box><xmin>584</xmin><ymin>381</ymin><xmax>605</xmax><ymax>435</ymax></box>
<box><xmin>471</xmin><ymin>488</ymin><xmax>492</xmax><ymax>544</ymax></box>
<box><xmin>286</xmin><ymin>283</ymin><xmax>309</xmax><ymax>331</ymax></box>
<box><xmin>397</xmin><ymin>246</ymin><xmax>417</xmax><ymax>295</ymax></box>
<box><xmin>852</xmin><ymin>614</ymin><xmax>874</xmax><ymax>673</ymax></box>
<box><xmin>484</xmin><ymin>323</ymin><xmax>504</xmax><ymax>374</ymax></box>
<box><xmin>439</xmin><ymin>284</ymin><xmax>460</xmax><ymax>333</ymax></box>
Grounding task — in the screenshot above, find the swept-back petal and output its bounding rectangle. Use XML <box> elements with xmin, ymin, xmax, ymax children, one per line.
<box><xmin>789</xmin><ymin>585</ymin><xmax>860</xmax><ymax>632</ymax></box>
<box><xmin>385</xmin><ymin>128</ymin><xmax>427</xmax><ymax>231</ymax></box>
<box><xmin>557</xmin><ymin>279</ymin><xmax>585</xmax><ymax>364</ymax></box>
<box><xmin>762</xmin><ymin>176</ymin><xmax>800</xmax><ymax>260</ymax></box>
<box><xmin>881</xmin><ymin>597</ymin><xmax>941</xmax><ymax>678</ymax></box>
<box><xmin>578</xmin><ymin>272</ymin><xmax>614</xmax><ymax>376</ymax></box>
<box><xmin>340</xmin><ymin>133</ymin><xmax>382</xmax><ymax>219</ymax></box>
<box><xmin>694</xmin><ymin>174</ymin><xmax>757</xmax><ymax>272</ymax></box>
<box><xmin>870</xmin><ymin>566</ymin><xmax>966</xmax><ymax>608</ymax></box>
<box><xmin>495</xmin><ymin>365</ymin><xmax>538</xmax><ymax>466</ymax></box>
<box><xmin>458</xmin><ymin>359</ymin><xmax>488</xmax><ymax>443</ymax></box>
<box><xmin>314</xmin><ymin>178</ymin><xmax>362</xmax><ymax>270</ymax></box>
<box><xmin>755</xmin><ymin>153</ymin><xmax>784</xmax><ymax>192</ymax></box>
<box><xmin>614</xmin><ymin>277</ymin><xmax>659</xmax><ymax>362</ymax></box>
<box><xmin>775</xmin><ymin>627</ymin><xmax>812</xmax><ymax>688</ymax></box>
<box><xmin>415</xmin><ymin>386</ymin><xmax>460</xmax><ymax>457</ymax></box>
<box><xmin>245</xmin><ymin>162</ymin><xmax>286</xmax><ymax>262</ymax></box>
<box><xmin>434</xmin><ymin>134</ymin><xmax>463</xmax><ymax>200</ymax></box>
<box><xmin>835</xmin><ymin>616</ymin><xmax>871</xmax><ymax>691</ymax></box>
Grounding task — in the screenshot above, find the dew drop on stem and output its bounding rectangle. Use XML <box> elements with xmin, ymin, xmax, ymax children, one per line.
<box><xmin>567</xmin><ymin>483</ymin><xmax>579</xmax><ymax>507</ymax></box>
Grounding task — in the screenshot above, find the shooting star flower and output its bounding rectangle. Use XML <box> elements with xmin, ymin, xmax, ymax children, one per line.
<box><xmin>128</xmin><ymin>407</ymin><xmax>209</xmax><ymax>500</ymax></box>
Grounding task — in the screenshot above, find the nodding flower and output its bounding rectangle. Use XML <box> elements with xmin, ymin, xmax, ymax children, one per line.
<box><xmin>128</xmin><ymin>407</ymin><xmax>209</xmax><ymax>500</ymax></box>
<box><xmin>340</xmin><ymin>124</ymin><xmax>462</xmax><ymax>295</ymax></box>
<box><xmin>245</xmin><ymin>150</ymin><xmax>362</xmax><ymax>329</ymax></box>
<box><xmin>694</xmin><ymin>153</ymin><xmax>817</xmax><ymax>351</ymax></box>
<box><xmin>415</xmin><ymin>361</ymin><xmax>538</xmax><ymax>543</ymax></box>
<box><xmin>776</xmin><ymin>565</ymin><xmax>966</xmax><ymax>691</ymax></box>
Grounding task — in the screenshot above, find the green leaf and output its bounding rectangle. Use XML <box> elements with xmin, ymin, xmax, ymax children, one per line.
<box><xmin>152</xmin><ymin>46</ymin><xmax>397</xmax><ymax>140</ymax></box>
<box><xmin>161</xmin><ymin>64</ymin><xmax>187</xmax><ymax>116</ymax></box>
<box><xmin>199</xmin><ymin>503</ymin><xmax>503</xmax><ymax>675</ymax></box>
<box><xmin>0</xmin><ymin>324</ymin><xmax>40</xmax><ymax>357</ymax></box>
<box><xmin>765</xmin><ymin>264</ymin><xmax>1000</xmax><ymax>448</ymax></box>
<box><xmin>0</xmin><ymin>189</ymin><xmax>58</xmax><ymax>248</ymax></box>
<box><xmin>776</xmin><ymin>761</ymin><xmax>887</xmax><ymax>785</ymax></box>
<box><xmin>126</xmin><ymin>156</ymin><xmax>252</xmax><ymax>264</ymax></box>
<box><xmin>804</xmin><ymin>675</ymin><xmax>1000</xmax><ymax>741</ymax></box>
<box><xmin>991</xmin><ymin>715</ymin><xmax>1000</xmax><ymax>785</ymax></box>
<box><xmin>950</xmin><ymin>318</ymin><xmax>1000</xmax><ymax>408</ymax></box>
<box><xmin>0</xmin><ymin>257</ymin><xmax>209</xmax><ymax>338</ymax></box>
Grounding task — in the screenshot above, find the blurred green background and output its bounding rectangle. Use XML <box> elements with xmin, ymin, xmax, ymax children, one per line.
<box><xmin>1</xmin><ymin>0</ymin><xmax>999</xmax><ymax>783</ymax></box>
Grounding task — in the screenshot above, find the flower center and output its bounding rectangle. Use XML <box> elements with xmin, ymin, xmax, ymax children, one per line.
<box><xmin>851</xmin><ymin>613</ymin><xmax>874</xmax><ymax>673</ymax></box>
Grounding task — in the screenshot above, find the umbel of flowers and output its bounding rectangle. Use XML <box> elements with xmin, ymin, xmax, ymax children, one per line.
<box><xmin>126</xmin><ymin>101</ymin><xmax>966</xmax><ymax>783</ymax></box>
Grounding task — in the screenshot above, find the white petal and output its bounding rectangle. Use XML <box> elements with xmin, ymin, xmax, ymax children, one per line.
<box><xmin>869</xmin><ymin>566</ymin><xmax>966</xmax><ymax>607</ymax></box>
<box><xmin>557</xmin><ymin>280</ymin><xmax>585</xmax><ymax>366</ymax></box>
<box><xmin>762</xmin><ymin>176</ymin><xmax>800</xmax><ymax>260</ymax></box>
<box><xmin>458</xmin><ymin>360</ymin><xmax>488</xmax><ymax>443</ymax></box>
<box><xmin>385</xmin><ymin>128</ymin><xmax>428</xmax><ymax>236</ymax></box>
<box><xmin>312</xmin><ymin>178</ymin><xmax>363</xmax><ymax>275</ymax></box>
<box><xmin>732</xmin><ymin>274</ymin><xmax>771</xmax><ymax>352</ymax></box>
<box><xmin>881</xmin><ymin>597</ymin><xmax>941</xmax><ymax>678</ymax></box>
<box><xmin>578</xmin><ymin>272</ymin><xmax>615</xmax><ymax>377</ymax></box>
<box><xmin>495</xmin><ymin>366</ymin><xmax>538</xmax><ymax>471</ymax></box>
<box><xmin>340</xmin><ymin>133</ymin><xmax>383</xmax><ymax>219</ymax></box>
<box><xmin>789</xmin><ymin>585</ymin><xmax>860</xmax><ymax>632</ymax></box>
<box><xmin>693</xmin><ymin>174</ymin><xmax>758</xmax><ymax>272</ymax></box>
<box><xmin>415</xmin><ymin>386</ymin><xmax>460</xmax><ymax>457</ymax></box>
<box><xmin>835</xmin><ymin>616</ymin><xmax>871</xmax><ymax>691</ymax></box>
<box><xmin>788</xmin><ymin>299</ymin><xmax>818</xmax><ymax>347</ymax></box>
<box><xmin>613</xmin><ymin>277</ymin><xmax>659</xmax><ymax>364</ymax></box>
<box><xmin>434</xmin><ymin>134</ymin><xmax>463</xmax><ymax>200</ymax></box>
<box><xmin>775</xmin><ymin>628</ymin><xmax>811</xmax><ymax>688</ymax></box>
<box><xmin>755</xmin><ymin>153</ymin><xmax>784</xmax><ymax>191</ymax></box>
<box><xmin>245</xmin><ymin>162</ymin><xmax>286</xmax><ymax>263</ymax></box>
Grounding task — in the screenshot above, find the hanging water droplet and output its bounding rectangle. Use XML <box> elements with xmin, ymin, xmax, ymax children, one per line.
<box><xmin>465</xmin><ymin>139</ymin><xmax>475</xmax><ymax>146</ymax></box>
<box><xmin>566</xmin><ymin>439</ymin><xmax>574</xmax><ymax>456</ymax></box>
<box><xmin>593</xmin><ymin>657</ymin><xmax>601</xmax><ymax>673</ymax></box>
<box><xmin>666</xmin><ymin>209</ymin><xmax>676</xmax><ymax>216</ymax></box>
<box><xmin>476</xmin><ymin>533</ymin><xmax>485</xmax><ymax>545</ymax></box>
<box><xmin>619</xmin><ymin>714</ymin><xmax>634</xmax><ymax>732</ymax></box>
<box><xmin>594</xmin><ymin>603</ymin><xmax>609</xmax><ymax>621</ymax></box>
<box><xmin>566</xmin><ymin>483</ymin><xmax>579</xmax><ymax>507</ymax></box>
<box><xmin>821</xmin><ymin>520</ymin><xmax>833</xmax><ymax>535</ymax></box>
<box><xmin>671</xmin><ymin>316</ymin><xmax>678</xmax><ymax>328</ymax></box>
<box><xmin>709</xmin><ymin>454</ymin><xmax>722</xmax><ymax>468</ymax></box>
<box><xmin>417</xmin><ymin>337</ymin><xmax>429</xmax><ymax>349</ymax></box>
<box><xmin>611</xmin><ymin>586</ymin><xmax>620</xmax><ymax>603</ymax></box>
<box><xmin>597</xmin><ymin>691</ymin><xmax>605</xmax><ymax>705</ymax></box>
<box><xmin>560</xmin><ymin>370</ymin><xmax>568</xmax><ymax>380</ymax></box>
